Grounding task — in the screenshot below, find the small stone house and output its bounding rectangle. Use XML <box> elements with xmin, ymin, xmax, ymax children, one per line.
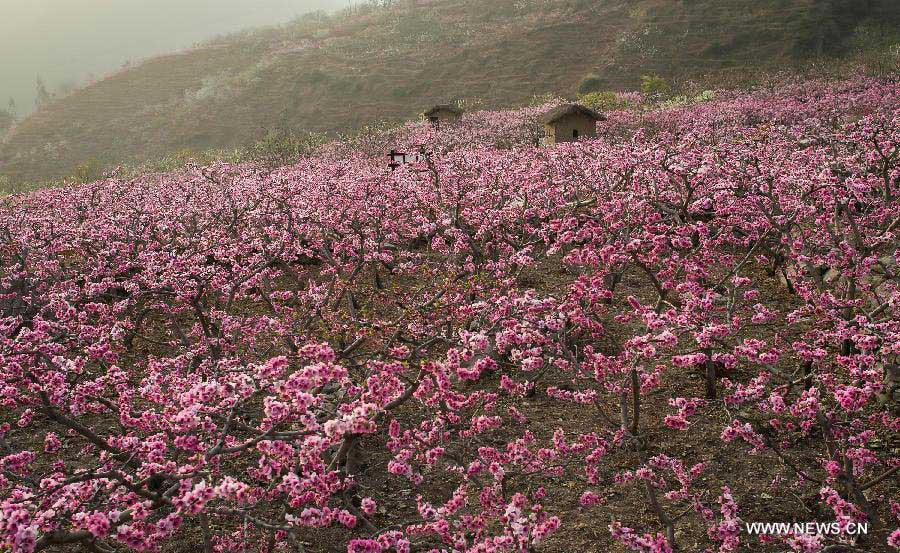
<box><xmin>423</xmin><ymin>104</ymin><xmax>463</xmax><ymax>127</ymax></box>
<box><xmin>540</xmin><ymin>104</ymin><xmax>605</xmax><ymax>145</ymax></box>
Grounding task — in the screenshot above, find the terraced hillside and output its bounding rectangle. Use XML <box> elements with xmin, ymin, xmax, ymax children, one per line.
<box><xmin>1</xmin><ymin>0</ymin><xmax>898</xmax><ymax>184</ymax></box>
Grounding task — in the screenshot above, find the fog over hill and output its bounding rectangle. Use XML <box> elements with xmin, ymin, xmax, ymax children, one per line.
<box><xmin>1</xmin><ymin>0</ymin><xmax>898</xmax><ymax>186</ymax></box>
<box><xmin>0</xmin><ymin>0</ymin><xmax>349</xmax><ymax>115</ymax></box>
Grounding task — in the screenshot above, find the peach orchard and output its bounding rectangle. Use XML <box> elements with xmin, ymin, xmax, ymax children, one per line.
<box><xmin>1</xmin><ymin>78</ymin><xmax>899</xmax><ymax>552</ymax></box>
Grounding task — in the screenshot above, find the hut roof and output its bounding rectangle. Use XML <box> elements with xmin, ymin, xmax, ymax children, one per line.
<box><xmin>424</xmin><ymin>104</ymin><xmax>463</xmax><ymax>116</ymax></box>
<box><xmin>539</xmin><ymin>103</ymin><xmax>605</xmax><ymax>124</ymax></box>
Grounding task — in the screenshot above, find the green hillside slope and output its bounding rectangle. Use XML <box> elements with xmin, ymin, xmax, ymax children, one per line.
<box><xmin>2</xmin><ymin>0</ymin><xmax>898</xmax><ymax>184</ymax></box>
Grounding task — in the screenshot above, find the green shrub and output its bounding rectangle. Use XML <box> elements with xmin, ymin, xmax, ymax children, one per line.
<box><xmin>577</xmin><ymin>73</ymin><xmax>603</xmax><ymax>95</ymax></box>
<box><xmin>246</xmin><ymin>128</ymin><xmax>327</xmax><ymax>168</ymax></box>
<box><xmin>658</xmin><ymin>90</ymin><xmax>717</xmax><ymax>109</ymax></box>
<box><xmin>640</xmin><ymin>74</ymin><xmax>671</xmax><ymax>101</ymax></box>
<box><xmin>578</xmin><ymin>91</ymin><xmax>630</xmax><ymax>111</ymax></box>
<box><xmin>73</xmin><ymin>159</ymin><xmax>104</xmax><ymax>183</ymax></box>
<box><xmin>695</xmin><ymin>89</ymin><xmax>716</xmax><ymax>103</ymax></box>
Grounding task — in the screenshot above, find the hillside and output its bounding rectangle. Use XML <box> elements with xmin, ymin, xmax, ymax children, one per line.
<box><xmin>1</xmin><ymin>0</ymin><xmax>899</xmax><ymax>184</ymax></box>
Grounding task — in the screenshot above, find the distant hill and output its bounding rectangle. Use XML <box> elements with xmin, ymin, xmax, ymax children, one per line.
<box><xmin>2</xmin><ymin>0</ymin><xmax>898</xmax><ymax>184</ymax></box>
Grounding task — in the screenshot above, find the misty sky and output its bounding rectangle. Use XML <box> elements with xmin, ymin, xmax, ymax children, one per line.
<box><xmin>0</xmin><ymin>0</ymin><xmax>350</xmax><ymax>116</ymax></box>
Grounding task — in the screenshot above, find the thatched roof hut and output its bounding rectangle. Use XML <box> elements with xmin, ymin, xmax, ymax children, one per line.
<box><xmin>540</xmin><ymin>104</ymin><xmax>605</xmax><ymax>145</ymax></box>
<box><xmin>539</xmin><ymin>103</ymin><xmax>604</xmax><ymax>124</ymax></box>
